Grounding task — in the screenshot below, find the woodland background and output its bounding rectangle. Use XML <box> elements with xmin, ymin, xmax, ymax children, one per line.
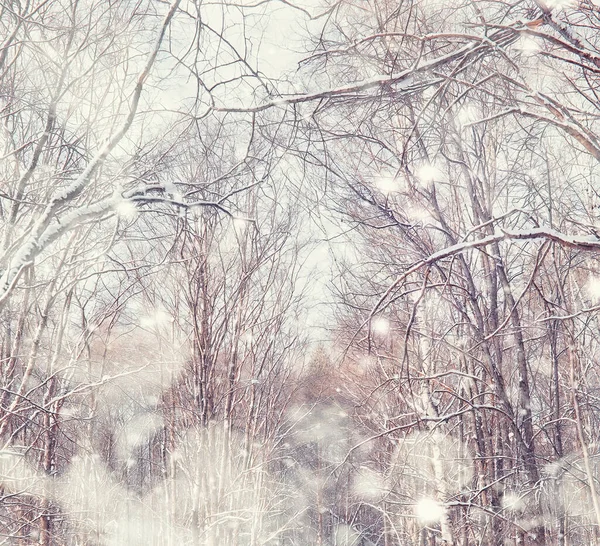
<box><xmin>2</xmin><ymin>0</ymin><xmax>600</xmax><ymax>544</ymax></box>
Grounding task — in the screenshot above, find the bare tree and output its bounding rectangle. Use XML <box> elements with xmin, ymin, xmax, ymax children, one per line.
<box><xmin>5</xmin><ymin>0</ymin><xmax>600</xmax><ymax>544</ymax></box>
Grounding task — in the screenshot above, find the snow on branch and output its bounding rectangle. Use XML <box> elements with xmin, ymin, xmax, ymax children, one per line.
<box><xmin>0</xmin><ymin>0</ymin><xmax>182</xmax><ymax>308</ymax></box>
<box><xmin>215</xmin><ymin>41</ymin><xmax>480</xmax><ymax>112</ymax></box>
<box><xmin>214</xmin><ymin>18</ymin><xmax>544</xmax><ymax>113</ymax></box>
<box><xmin>371</xmin><ymin>226</ymin><xmax>600</xmax><ymax>316</ymax></box>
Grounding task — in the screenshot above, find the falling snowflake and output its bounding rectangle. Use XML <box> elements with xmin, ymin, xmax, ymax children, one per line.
<box><xmin>372</xmin><ymin>317</ymin><xmax>390</xmax><ymax>335</ymax></box>
<box><xmin>416</xmin><ymin>164</ymin><xmax>442</xmax><ymax>185</ymax></box>
<box><xmin>516</xmin><ymin>36</ymin><xmax>540</xmax><ymax>54</ymax></box>
<box><xmin>586</xmin><ymin>276</ymin><xmax>600</xmax><ymax>302</ymax></box>
<box><xmin>374</xmin><ymin>175</ymin><xmax>400</xmax><ymax>195</ymax></box>
<box><xmin>415</xmin><ymin>498</ymin><xmax>446</xmax><ymax>524</ymax></box>
<box><xmin>140</xmin><ymin>309</ymin><xmax>172</xmax><ymax>328</ymax></box>
<box><xmin>502</xmin><ymin>492</ymin><xmax>524</xmax><ymax>512</ymax></box>
<box><xmin>115</xmin><ymin>199</ymin><xmax>138</xmax><ymax>220</ymax></box>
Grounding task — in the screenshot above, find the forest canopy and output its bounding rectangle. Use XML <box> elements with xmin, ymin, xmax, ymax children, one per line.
<box><xmin>2</xmin><ymin>0</ymin><xmax>600</xmax><ymax>544</ymax></box>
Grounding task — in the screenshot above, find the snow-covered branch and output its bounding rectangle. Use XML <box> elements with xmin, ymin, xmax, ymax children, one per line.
<box><xmin>0</xmin><ymin>0</ymin><xmax>182</xmax><ymax>308</ymax></box>
<box><xmin>372</xmin><ymin>226</ymin><xmax>600</xmax><ymax>315</ymax></box>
